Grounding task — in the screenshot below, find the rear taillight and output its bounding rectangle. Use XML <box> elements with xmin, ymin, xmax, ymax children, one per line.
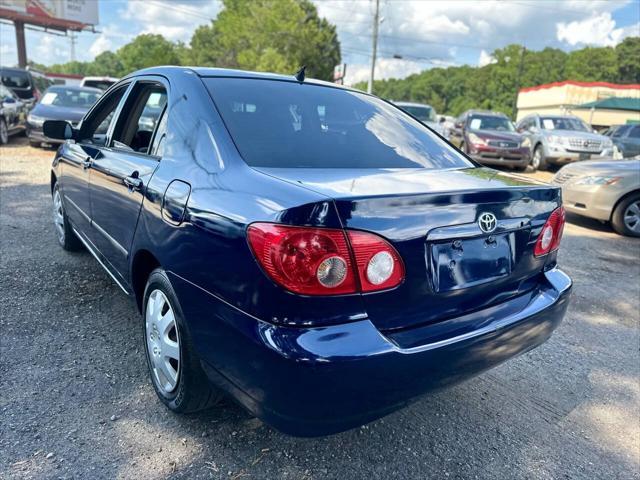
<box><xmin>534</xmin><ymin>206</ymin><xmax>565</xmax><ymax>257</ymax></box>
<box><xmin>247</xmin><ymin>223</ymin><xmax>404</xmax><ymax>296</ymax></box>
<box><xmin>347</xmin><ymin>231</ymin><xmax>405</xmax><ymax>292</ymax></box>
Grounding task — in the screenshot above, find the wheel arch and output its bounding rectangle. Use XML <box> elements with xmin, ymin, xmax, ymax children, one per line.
<box><xmin>50</xmin><ymin>170</ymin><xmax>57</xmax><ymax>194</ymax></box>
<box><xmin>131</xmin><ymin>249</ymin><xmax>162</xmax><ymax>312</ymax></box>
<box><xmin>610</xmin><ymin>189</ymin><xmax>640</xmax><ymax>222</ymax></box>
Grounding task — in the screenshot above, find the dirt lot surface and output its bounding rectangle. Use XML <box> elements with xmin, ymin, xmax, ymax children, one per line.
<box><xmin>1</xmin><ymin>137</ymin><xmax>639</xmax><ymax>479</ymax></box>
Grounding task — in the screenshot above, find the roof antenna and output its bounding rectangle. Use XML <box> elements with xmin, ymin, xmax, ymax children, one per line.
<box><xmin>294</xmin><ymin>65</ymin><xmax>306</xmax><ymax>83</ymax></box>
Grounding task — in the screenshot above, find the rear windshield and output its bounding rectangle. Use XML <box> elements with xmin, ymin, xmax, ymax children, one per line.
<box><xmin>1</xmin><ymin>70</ymin><xmax>31</xmax><ymax>89</ymax></box>
<box><xmin>205</xmin><ymin>78</ymin><xmax>472</xmax><ymax>169</ymax></box>
<box><xmin>41</xmin><ymin>88</ymin><xmax>101</xmax><ymax>108</ymax></box>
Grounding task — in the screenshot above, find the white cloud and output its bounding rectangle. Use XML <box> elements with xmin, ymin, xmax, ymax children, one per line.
<box><xmin>344</xmin><ymin>58</ymin><xmax>424</xmax><ymax>86</ymax></box>
<box><xmin>478</xmin><ymin>50</ymin><xmax>496</xmax><ymax>67</ymax></box>
<box><xmin>557</xmin><ymin>12</ymin><xmax>639</xmax><ymax>47</ymax></box>
<box><xmin>123</xmin><ymin>0</ymin><xmax>220</xmax><ymax>43</ymax></box>
<box><xmin>89</xmin><ymin>34</ymin><xmax>112</xmax><ymax>57</ymax></box>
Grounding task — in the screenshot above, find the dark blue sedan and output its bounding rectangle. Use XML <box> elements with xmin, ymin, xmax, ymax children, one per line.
<box><xmin>44</xmin><ymin>67</ymin><xmax>572</xmax><ymax>436</ymax></box>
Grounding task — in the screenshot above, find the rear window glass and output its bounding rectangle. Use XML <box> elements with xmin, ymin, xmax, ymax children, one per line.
<box><xmin>1</xmin><ymin>70</ymin><xmax>31</xmax><ymax>89</ymax></box>
<box><xmin>399</xmin><ymin>105</ymin><xmax>436</xmax><ymax>123</ymax></box>
<box><xmin>205</xmin><ymin>78</ymin><xmax>472</xmax><ymax>169</ymax></box>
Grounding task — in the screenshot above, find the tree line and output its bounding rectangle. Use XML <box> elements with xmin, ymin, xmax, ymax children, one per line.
<box><xmin>355</xmin><ymin>38</ymin><xmax>639</xmax><ymax>117</ymax></box>
<box><xmin>30</xmin><ymin>0</ymin><xmax>638</xmax><ymax>119</ymax></box>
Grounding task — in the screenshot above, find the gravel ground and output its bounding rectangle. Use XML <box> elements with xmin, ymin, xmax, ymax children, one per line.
<box><xmin>1</xmin><ymin>137</ymin><xmax>639</xmax><ymax>480</ymax></box>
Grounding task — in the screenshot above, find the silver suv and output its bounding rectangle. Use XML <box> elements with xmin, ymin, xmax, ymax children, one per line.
<box><xmin>516</xmin><ymin>114</ymin><xmax>613</xmax><ymax>171</ymax></box>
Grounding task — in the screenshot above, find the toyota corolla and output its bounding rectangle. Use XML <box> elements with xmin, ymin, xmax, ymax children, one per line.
<box><xmin>45</xmin><ymin>67</ymin><xmax>572</xmax><ymax>436</ymax></box>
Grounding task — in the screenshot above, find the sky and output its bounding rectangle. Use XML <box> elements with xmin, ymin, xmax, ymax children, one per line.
<box><xmin>0</xmin><ymin>0</ymin><xmax>639</xmax><ymax>85</ymax></box>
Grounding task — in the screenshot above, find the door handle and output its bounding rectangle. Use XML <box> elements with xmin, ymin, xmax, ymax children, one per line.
<box><xmin>124</xmin><ymin>175</ymin><xmax>143</xmax><ymax>191</ymax></box>
<box><xmin>82</xmin><ymin>157</ymin><xmax>92</xmax><ymax>170</ymax></box>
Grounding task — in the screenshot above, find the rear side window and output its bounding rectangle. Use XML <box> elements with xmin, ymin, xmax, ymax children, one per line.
<box><xmin>205</xmin><ymin>78</ymin><xmax>472</xmax><ymax>169</ymax></box>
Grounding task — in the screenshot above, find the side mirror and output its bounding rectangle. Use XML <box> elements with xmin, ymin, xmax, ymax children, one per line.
<box><xmin>529</xmin><ymin>126</ymin><xmax>539</xmax><ymax>133</ymax></box>
<box><xmin>43</xmin><ymin>120</ymin><xmax>75</xmax><ymax>141</ymax></box>
<box><xmin>439</xmin><ymin>117</ymin><xmax>446</xmax><ymax>124</ymax></box>
<box><xmin>454</xmin><ymin>122</ymin><xmax>463</xmax><ymax>129</ymax></box>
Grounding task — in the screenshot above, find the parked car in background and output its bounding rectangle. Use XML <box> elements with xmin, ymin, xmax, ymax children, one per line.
<box><xmin>516</xmin><ymin>114</ymin><xmax>614</xmax><ymax>171</ymax></box>
<box><xmin>603</xmin><ymin>124</ymin><xmax>640</xmax><ymax>158</ymax></box>
<box><xmin>80</xmin><ymin>76</ymin><xmax>119</xmax><ymax>91</ymax></box>
<box><xmin>449</xmin><ymin>110</ymin><xmax>531</xmax><ymax>170</ymax></box>
<box><xmin>0</xmin><ymin>83</ymin><xmax>27</xmax><ymax>144</ymax></box>
<box><xmin>0</xmin><ymin>67</ymin><xmax>41</xmax><ymax>107</ymax></box>
<box><xmin>27</xmin><ymin>85</ymin><xmax>102</xmax><ymax>147</ymax></box>
<box><xmin>552</xmin><ymin>158</ymin><xmax>640</xmax><ymax>236</ymax></box>
<box><xmin>394</xmin><ymin>101</ymin><xmax>445</xmax><ymax>135</ymax></box>
<box><xmin>44</xmin><ymin>66</ymin><xmax>571</xmax><ymax>437</ymax></box>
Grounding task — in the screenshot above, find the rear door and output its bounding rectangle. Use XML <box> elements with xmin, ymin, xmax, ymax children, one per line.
<box><xmin>88</xmin><ymin>77</ymin><xmax>167</xmax><ymax>279</ymax></box>
<box><xmin>621</xmin><ymin>125</ymin><xmax>640</xmax><ymax>157</ymax></box>
<box><xmin>58</xmin><ymin>83</ymin><xmax>129</xmax><ymax>233</ymax></box>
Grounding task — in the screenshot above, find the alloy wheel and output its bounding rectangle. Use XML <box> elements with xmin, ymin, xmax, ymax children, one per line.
<box><xmin>145</xmin><ymin>289</ymin><xmax>181</xmax><ymax>394</ymax></box>
<box><xmin>0</xmin><ymin>120</ymin><xmax>8</xmax><ymax>144</ymax></box>
<box><xmin>52</xmin><ymin>189</ymin><xmax>65</xmax><ymax>243</ymax></box>
<box><xmin>532</xmin><ymin>148</ymin><xmax>541</xmax><ymax>169</ymax></box>
<box><xmin>624</xmin><ymin>201</ymin><xmax>640</xmax><ymax>234</ymax></box>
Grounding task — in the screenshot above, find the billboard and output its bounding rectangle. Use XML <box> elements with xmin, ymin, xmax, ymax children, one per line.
<box><xmin>0</xmin><ymin>0</ymin><xmax>98</xmax><ymax>30</ymax></box>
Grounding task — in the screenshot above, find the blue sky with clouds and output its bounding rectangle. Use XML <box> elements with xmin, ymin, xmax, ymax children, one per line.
<box><xmin>1</xmin><ymin>0</ymin><xmax>638</xmax><ymax>84</ymax></box>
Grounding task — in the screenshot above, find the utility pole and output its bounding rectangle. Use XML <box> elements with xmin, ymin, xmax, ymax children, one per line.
<box><xmin>367</xmin><ymin>0</ymin><xmax>380</xmax><ymax>94</ymax></box>
<box><xmin>70</xmin><ymin>31</ymin><xmax>77</xmax><ymax>62</ymax></box>
<box><xmin>14</xmin><ymin>21</ymin><xmax>27</xmax><ymax>68</ymax></box>
<box><xmin>512</xmin><ymin>45</ymin><xmax>526</xmax><ymax>119</ymax></box>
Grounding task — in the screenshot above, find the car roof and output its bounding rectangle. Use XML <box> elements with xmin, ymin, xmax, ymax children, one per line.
<box><xmin>394</xmin><ymin>101</ymin><xmax>433</xmax><ymax>108</ymax></box>
<box><xmin>125</xmin><ymin>66</ymin><xmax>361</xmax><ymax>93</ymax></box>
<box><xmin>47</xmin><ymin>85</ymin><xmax>102</xmax><ymax>92</ymax></box>
<box><xmin>466</xmin><ymin>110</ymin><xmax>508</xmax><ymax>117</ymax></box>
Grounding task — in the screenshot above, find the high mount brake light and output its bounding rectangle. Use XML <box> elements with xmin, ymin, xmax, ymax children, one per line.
<box><xmin>247</xmin><ymin>223</ymin><xmax>405</xmax><ymax>296</ymax></box>
<box><xmin>534</xmin><ymin>206</ymin><xmax>566</xmax><ymax>257</ymax></box>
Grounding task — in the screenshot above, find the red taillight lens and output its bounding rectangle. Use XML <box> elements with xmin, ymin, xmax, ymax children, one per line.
<box><xmin>347</xmin><ymin>231</ymin><xmax>405</xmax><ymax>292</ymax></box>
<box><xmin>247</xmin><ymin>223</ymin><xmax>357</xmax><ymax>295</ymax></box>
<box><xmin>534</xmin><ymin>206</ymin><xmax>566</xmax><ymax>257</ymax></box>
<box><xmin>247</xmin><ymin>223</ymin><xmax>405</xmax><ymax>295</ymax></box>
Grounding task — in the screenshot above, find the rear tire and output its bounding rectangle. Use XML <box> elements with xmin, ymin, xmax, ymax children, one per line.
<box><xmin>531</xmin><ymin>145</ymin><xmax>548</xmax><ymax>171</ymax></box>
<box><xmin>52</xmin><ymin>184</ymin><xmax>83</xmax><ymax>251</ymax></box>
<box><xmin>611</xmin><ymin>193</ymin><xmax>640</xmax><ymax>237</ymax></box>
<box><xmin>142</xmin><ymin>268</ymin><xmax>223</xmax><ymax>413</ymax></box>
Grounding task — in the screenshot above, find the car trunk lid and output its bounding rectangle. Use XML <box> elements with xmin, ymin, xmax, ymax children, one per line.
<box><xmin>256</xmin><ymin>166</ymin><xmax>562</xmax><ymax>332</ymax></box>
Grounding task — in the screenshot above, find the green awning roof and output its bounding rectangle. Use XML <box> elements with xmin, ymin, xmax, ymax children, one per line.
<box><xmin>575</xmin><ymin>97</ymin><xmax>640</xmax><ymax>111</ymax></box>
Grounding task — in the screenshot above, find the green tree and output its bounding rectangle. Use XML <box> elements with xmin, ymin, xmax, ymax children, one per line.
<box><xmin>87</xmin><ymin>51</ymin><xmax>125</xmax><ymax>77</ymax></box>
<box><xmin>116</xmin><ymin>34</ymin><xmax>181</xmax><ymax>74</ymax></box>
<box><xmin>186</xmin><ymin>0</ymin><xmax>340</xmax><ymax>81</ymax></box>
<box><xmin>564</xmin><ymin>46</ymin><xmax>618</xmax><ymax>82</ymax></box>
<box><xmin>615</xmin><ymin>36</ymin><xmax>640</xmax><ymax>83</ymax></box>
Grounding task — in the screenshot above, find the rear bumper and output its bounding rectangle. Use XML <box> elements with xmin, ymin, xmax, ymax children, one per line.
<box><xmin>170</xmin><ymin>268</ymin><xmax>572</xmax><ymax>437</ymax></box>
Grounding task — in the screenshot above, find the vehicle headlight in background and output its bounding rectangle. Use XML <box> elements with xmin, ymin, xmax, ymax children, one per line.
<box><xmin>521</xmin><ymin>137</ymin><xmax>531</xmax><ymax>148</ymax></box>
<box><xmin>573</xmin><ymin>176</ymin><xmax>621</xmax><ymax>186</ymax></box>
<box><xmin>468</xmin><ymin>133</ymin><xmax>487</xmax><ymax>146</ymax></box>
<box><xmin>547</xmin><ymin>135</ymin><xmax>568</xmax><ymax>146</ymax></box>
<box><xmin>602</xmin><ymin>138</ymin><xmax>613</xmax><ymax>148</ymax></box>
<box><xmin>27</xmin><ymin>113</ymin><xmax>45</xmax><ymax>127</ymax></box>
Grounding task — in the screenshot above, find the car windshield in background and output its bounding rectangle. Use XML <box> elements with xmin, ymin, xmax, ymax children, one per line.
<box><xmin>206</xmin><ymin>78</ymin><xmax>472</xmax><ymax>169</ymax></box>
<box><xmin>541</xmin><ymin>117</ymin><xmax>589</xmax><ymax>132</ymax></box>
<box><xmin>467</xmin><ymin>115</ymin><xmax>514</xmax><ymax>132</ymax></box>
<box><xmin>1</xmin><ymin>70</ymin><xmax>31</xmax><ymax>89</ymax></box>
<box><xmin>41</xmin><ymin>88</ymin><xmax>101</xmax><ymax>108</ymax></box>
<box><xmin>400</xmin><ymin>105</ymin><xmax>436</xmax><ymax>123</ymax></box>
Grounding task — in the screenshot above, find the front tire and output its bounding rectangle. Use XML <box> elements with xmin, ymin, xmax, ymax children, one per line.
<box><xmin>52</xmin><ymin>184</ymin><xmax>83</xmax><ymax>251</ymax></box>
<box><xmin>611</xmin><ymin>193</ymin><xmax>640</xmax><ymax>237</ymax></box>
<box><xmin>0</xmin><ymin>118</ymin><xmax>8</xmax><ymax>145</ymax></box>
<box><xmin>531</xmin><ymin>145</ymin><xmax>548</xmax><ymax>171</ymax></box>
<box><xmin>142</xmin><ymin>268</ymin><xmax>222</xmax><ymax>413</ymax></box>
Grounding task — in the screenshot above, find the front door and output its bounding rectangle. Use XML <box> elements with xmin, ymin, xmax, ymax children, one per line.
<box><xmin>57</xmin><ymin>84</ymin><xmax>128</xmax><ymax>232</ymax></box>
<box><xmin>89</xmin><ymin>79</ymin><xmax>168</xmax><ymax>280</ymax></box>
